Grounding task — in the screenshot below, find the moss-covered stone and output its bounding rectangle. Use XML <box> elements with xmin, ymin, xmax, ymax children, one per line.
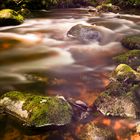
<box><xmin>113</xmin><ymin>50</ymin><xmax>140</xmax><ymax>69</ymax></box>
<box><xmin>112</xmin><ymin>64</ymin><xmax>140</xmax><ymax>81</ymax></box>
<box><xmin>94</xmin><ymin>64</ymin><xmax>140</xmax><ymax>118</ymax></box>
<box><xmin>96</xmin><ymin>3</ymin><xmax>120</xmax><ymax>13</ymax></box>
<box><xmin>121</xmin><ymin>35</ymin><xmax>140</xmax><ymax>50</ymax></box>
<box><xmin>0</xmin><ymin>9</ymin><xmax>24</xmax><ymax>26</ymax></box>
<box><xmin>78</xmin><ymin>123</ymin><xmax>116</xmax><ymax>140</ymax></box>
<box><xmin>0</xmin><ymin>91</ymin><xmax>73</xmax><ymax>127</ymax></box>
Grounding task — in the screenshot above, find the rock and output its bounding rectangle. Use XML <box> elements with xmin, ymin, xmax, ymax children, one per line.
<box><xmin>136</xmin><ymin>123</ymin><xmax>140</xmax><ymax>133</ymax></box>
<box><xmin>95</xmin><ymin>64</ymin><xmax>140</xmax><ymax>118</ymax></box>
<box><xmin>121</xmin><ymin>35</ymin><xmax>140</xmax><ymax>50</ymax></box>
<box><xmin>18</xmin><ymin>8</ymin><xmax>31</xmax><ymax>18</ymax></box>
<box><xmin>67</xmin><ymin>24</ymin><xmax>102</xmax><ymax>43</ymax></box>
<box><xmin>0</xmin><ymin>9</ymin><xmax>24</xmax><ymax>26</ymax></box>
<box><xmin>78</xmin><ymin>123</ymin><xmax>116</xmax><ymax>140</ymax></box>
<box><xmin>96</xmin><ymin>3</ymin><xmax>120</xmax><ymax>13</ymax></box>
<box><xmin>113</xmin><ymin>50</ymin><xmax>140</xmax><ymax>70</ymax></box>
<box><xmin>112</xmin><ymin>64</ymin><xmax>140</xmax><ymax>81</ymax></box>
<box><xmin>0</xmin><ymin>91</ymin><xmax>73</xmax><ymax>127</ymax></box>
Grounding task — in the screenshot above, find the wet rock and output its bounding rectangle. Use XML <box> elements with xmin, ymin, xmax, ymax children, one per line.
<box><xmin>0</xmin><ymin>91</ymin><xmax>73</xmax><ymax>127</ymax></box>
<box><xmin>78</xmin><ymin>123</ymin><xmax>116</xmax><ymax>140</ymax></box>
<box><xmin>67</xmin><ymin>24</ymin><xmax>102</xmax><ymax>43</ymax></box>
<box><xmin>0</xmin><ymin>9</ymin><xmax>24</xmax><ymax>26</ymax></box>
<box><xmin>121</xmin><ymin>34</ymin><xmax>140</xmax><ymax>50</ymax></box>
<box><xmin>96</xmin><ymin>3</ymin><xmax>120</xmax><ymax>13</ymax></box>
<box><xmin>113</xmin><ymin>50</ymin><xmax>140</xmax><ymax>70</ymax></box>
<box><xmin>136</xmin><ymin>123</ymin><xmax>140</xmax><ymax>133</ymax></box>
<box><xmin>18</xmin><ymin>8</ymin><xmax>31</xmax><ymax>18</ymax></box>
<box><xmin>95</xmin><ymin>64</ymin><xmax>140</xmax><ymax>118</ymax></box>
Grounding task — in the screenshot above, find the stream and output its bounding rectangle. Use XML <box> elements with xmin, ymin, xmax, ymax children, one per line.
<box><xmin>0</xmin><ymin>8</ymin><xmax>140</xmax><ymax>140</ymax></box>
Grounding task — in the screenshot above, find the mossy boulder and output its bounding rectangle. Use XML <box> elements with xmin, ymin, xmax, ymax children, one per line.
<box><xmin>112</xmin><ymin>64</ymin><xmax>140</xmax><ymax>81</ymax></box>
<box><xmin>121</xmin><ymin>35</ymin><xmax>140</xmax><ymax>50</ymax></box>
<box><xmin>0</xmin><ymin>91</ymin><xmax>73</xmax><ymax>127</ymax></box>
<box><xmin>67</xmin><ymin>24</ymin><xmax>102</xmax><ymax>43</ymax></box>
<box><xmin>0</xmin><ymin>9</ymin><xmax>24</xmax><ymax>26</ymax></box>
<box><xmin>78</xmin><ymin>123</ymin><xmax>116</xmax><ymax>140</ymax></box>
<box><xmin>95</xmin><ymin>64</ymin><xmax>140</xmax><ymax>118</ymax></box>
<box><xmin>96</xmin><ymin>3</ymin><xmax>120</xmax><ymax>13</ymax></box>
<box><xmin>113</xmin><ymin>50</ymin><xmax>140</xmax><ymax>70</ymax></box>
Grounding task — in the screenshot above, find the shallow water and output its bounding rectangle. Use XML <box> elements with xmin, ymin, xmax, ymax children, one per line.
<box><xmin>0</xmin><ymin>8</ymin><xmax>140</xmax><ymax>140</ymax></box>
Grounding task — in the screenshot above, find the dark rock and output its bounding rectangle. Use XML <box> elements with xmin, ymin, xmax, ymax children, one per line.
<box><xmin>0</xmin><ymin>91</ymin><xmax>73</xmax><ymax>127</ymax></box>
<box><xmin>0</xmin><ymin>9</ymin><xmax>24</xmax><ymax>26</ymax></box>
<box><xmin>67</xmin><ymin>24</ymin><xmax>102</xmax><ymax>43</ymax></box>
<box><xmin>121</xmin><ymin>34</ymin><xmax>140</xmax><ymax>50</ymax></box>
<box><xmin>78</xmin><ymin>122</ymin><xmax>116</xmax><ymax>140</ymax></box>
<box><xmin>113</xmin><ymin>50</ymin><xmax>140</xmax><ymax>70</ymax></box>
<box><xmin>95</xmin><ymin>64</ymin><xmax>140</xmax><ymax>118</ymax></box>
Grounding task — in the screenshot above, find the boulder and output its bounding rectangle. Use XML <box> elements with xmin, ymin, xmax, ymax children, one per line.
<box><xmin>78</xmin><ymin>123</ymin><xmax>116</xmax><ymax>140</ymax></box>
<box><xmin>0</xmin><ymin>91</ymin><xmax>73</xmax><ymax>127</ymax></box>
<box><xmin>96</xmin><ymin>3</ymin><xmax>120</xmax><ymax>13</ymax></box>
<box><xmin>121</xmin><ymin>35</ymin><xmax>140</xmax><ymax>50</ymax></box>
<box><xmin>0</xmin><ymin>9</ymin><xmax>24</xmax><ymax>26</ymax></box>
<box><xmin>67</xmin><ymin>24</ymin><xmax>102</xmax><ymax>43</ymax></box>
<box><xmin>95</xmin><ymin>64</ymin><xmax>140</xmax><ymax>118</ymax></box>
<box><xmin>113</xmin><ymin>50</ymin><xmax>140</xmax><ymax>70</ymax></box>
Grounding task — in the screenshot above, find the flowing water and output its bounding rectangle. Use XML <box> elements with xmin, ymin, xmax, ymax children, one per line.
<box><xmin>0</xmin><ymin>8</ymin><xmax>140</xmax><ymax>140</ymax></box>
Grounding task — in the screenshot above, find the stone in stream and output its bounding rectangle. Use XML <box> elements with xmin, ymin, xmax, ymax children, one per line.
<box><xmin>95</xmin><ymin>64</ymin><xmax>140</xmax><ymax>118</ymax></box>
<box><xmin>67</xmin><ymin>24</ymin><xmax>102</xmax><ymax>43</ymax></box>
<box><xmin>0</xmin><ymin>9</ymin><xmax>24</xmax><ymax>26</ymax></box>
<box><xmin>0</xmin><ymin>91</ymin><xmax>73</xmax><ymax>127</ymax></box>
<box><xmin>113</xmin><ymin>50</ymin><xmax>140</xmax><ymax>70</ymax></box>
<box><xmin>121</xmin><ymin>34</ymin><xmax>140</xmax><ymax>50</ymax></box>
<box><xmin>78</xmin><ymin>122</ymin><xmax>116</xmax><ymax>140</ymax></box>
<box><xmin>96</xmin><ymin>3</ymin><xmax>121</xmax><ymax>13</ymax></box>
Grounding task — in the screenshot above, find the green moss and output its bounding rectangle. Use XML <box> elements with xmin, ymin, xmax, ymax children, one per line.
<box><xmin>0</xmin><ymin>9</ymin><xmax>24</xmax><ymax>26</ymax></box>
<box><xmin>96</xmin><ymin>3</ymin><xmax>120</xmax><ymax>12</ymax></box>
<box><xmin>2</xmin><ymin>91</ymin><xmax>26</xmax><ymax>101</ymax></box>
<box><xmin>113</xmin><ymin>50</ymin><xmax>140</xmax><ymax>69</ymax></box>
<box><xmin>112</xmin><ymin>64</ymin><xmax>140</xmax><ymax>81</ymax></box>
<box><xmin>22</xmin><ymin>95</ymin><xmax>72</xmax><ymax>126</ymax></box>
<box><xmin>122</xmin><ymin>35</ymin><xmax>140</xmax><ymax>49</ymax></box>
<box><xmin>1</xmin><ymin>91</ymin><xmax>73</xmax><ymax>127</ymax></box>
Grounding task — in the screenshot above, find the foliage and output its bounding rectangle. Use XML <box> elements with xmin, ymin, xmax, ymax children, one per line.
<box><xmin>0</xmin><ymin>0</ymin><xmax>140</xmax><ymax>10</ymax></box>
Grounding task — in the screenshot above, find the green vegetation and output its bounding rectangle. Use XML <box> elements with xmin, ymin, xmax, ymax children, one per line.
<box><xmin>121</xmin><ymin>35</ymin><xmax>140</xmax><ymax>50</ymax></box>
<box><xmin>0</xmin><ymin>9</ymin><xmax>24</xmax><ymax>26</ymax></box>
<box><xmin>0</xmin><ymin>0</ymin><xmax>139</xmax><ymax>10</ymax></box>
<box><xmin>113</xmin><ymin>50</ymin><xmax>140</xmax><ymax>69</ymax></box>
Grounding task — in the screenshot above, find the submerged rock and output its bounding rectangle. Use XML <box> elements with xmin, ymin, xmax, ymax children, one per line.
<box><xmin>0</xmin><ymin>9</ymin><xmax>24</xmax><ymax>26</ymax></box>
<box><xmin>113</xmin><ymin>50</ymin><xmax>140</xmax><ymax>70</ymax></box>
<box><xmin>95</xmin><ymin>64</ymin><xmax>140</xmax><ymax>118</ymax></box>
<box><xmin>0</xmin><ymin>91</ymin><xmax>73</xmax><ymax>127</ymax></box>
<box><xmin>67</xmin><ymin>24</ymin><xmax>102</xmax><ymax>43</ymax></box>
<box><xmin>78</xmin><ymin>123</ymin><xmax>116</xmax><ymax>140</ymax></box>
<box><xmin>121</xmin><ymin>35</ymin><xmax>140</xmax><ymax>50</ymax></box>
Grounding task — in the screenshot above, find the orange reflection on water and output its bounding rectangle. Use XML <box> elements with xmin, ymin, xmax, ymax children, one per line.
<box><xmin>131</xmin><ymin>134</ymin><xmax>140</xmax><ymax>140</ymax></box>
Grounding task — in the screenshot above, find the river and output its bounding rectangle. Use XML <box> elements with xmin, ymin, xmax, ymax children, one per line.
<box><xmin>0</xmin><ymin>8</ymin><xmax>140</xmax><ymax>140</ymax></box>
